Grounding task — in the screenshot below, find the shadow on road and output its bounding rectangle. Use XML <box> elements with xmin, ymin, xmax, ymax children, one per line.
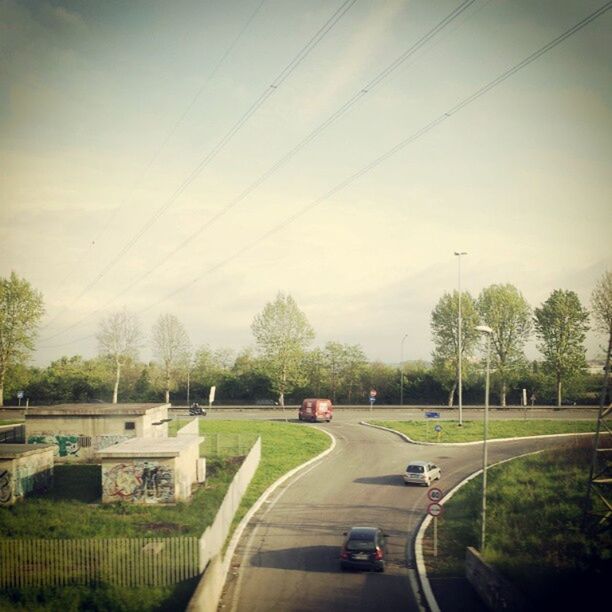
<box><xmin>251</xmin><ymin>545</ymin><xmax>339</xmax><ymax>572</ymax></box>
<box><xmin>354</xmin><ymin>474</ymin><xmax>405</xmax><ymax>487</ymax></box>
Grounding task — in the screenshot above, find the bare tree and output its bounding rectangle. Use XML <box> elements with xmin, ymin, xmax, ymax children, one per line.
<box><xmin>97</xmin><ymin>310</ymin><xmax>142</xmax><ymax>404</ymax></box>
<box><xmin>151</xmin><ymin>314</ymin><xmax>190</xmax><ymax>404</ymax></box>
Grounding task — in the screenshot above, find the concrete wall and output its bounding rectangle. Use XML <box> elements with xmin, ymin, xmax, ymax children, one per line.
<box><xmin>101</xmin><ymin>458</ymin><xmax>176</xmax><ymax>504</ymax></box>
<box><xmin>465</xmin><ymin>546</ymin><xmax>529</xmax><ymax>612</ymax></box>
<box><xmin>25</xmin><ymin>405</ymin><xmax>168</xmax><ymax>462</ymax></box>
<box><xmin>0</xmin><ymin>447</ymin><xmax>54</xmax><ymax>506</ymax></box>
<box><xmin>187</xmin><ymin>437</ymin><xmax>261</xmax><ymax>612</ymax></box>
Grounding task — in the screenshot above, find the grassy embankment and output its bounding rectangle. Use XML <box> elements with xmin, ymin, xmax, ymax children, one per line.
<box><xmin>370</xmin><ymin>419</ymin><xmax>596</xmax><ymax>443</ymax></box>
<box><xmin>0</xmin><ymin>420</ymin><xmax>330</xmax><ymax>611</ymax></box>
<box><xmin>422</xmin><ymin>440</ymin><xmax>610</xmax><ymax>610</ymax></box>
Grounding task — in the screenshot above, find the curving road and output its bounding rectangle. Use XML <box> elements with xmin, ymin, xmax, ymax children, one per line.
<box><xmin>217</xmin><ymin>415</ymin><xmax>578</xmax><ymax>611</ymax></box>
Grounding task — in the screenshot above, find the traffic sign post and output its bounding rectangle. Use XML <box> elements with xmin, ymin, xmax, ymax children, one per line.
<box><xmin>434</xmin><ymin>423</ymin><xmax>442</xmax><ymax>441</ymax></box>
<box><xmin>17</xmin><ymin>390</ymin><xmax>24</xmax><ymax>407</ymax></box>
<box><xmin>369</xmin><ymin>389</ymin><xmax>377</xmax><ymax>412</ymax></box>
<box><xmin>427</xmin><ymin>502</ymin><xmax>444</xmax><ymax>558</ymax></box>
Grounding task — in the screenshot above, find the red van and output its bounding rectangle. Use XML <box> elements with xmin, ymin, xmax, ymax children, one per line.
<box><xmin>299</xmin><ymin>398</ymin><xmax>333</xmax><ymax>422</ymax></box>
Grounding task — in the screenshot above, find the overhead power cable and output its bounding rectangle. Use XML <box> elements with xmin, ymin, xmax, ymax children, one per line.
<box><xmin>41</xmin><ymin>0</ymin><xmax>357</xmax><ymax>333</ymax></box>
<box><xmin>39</xmin><ymin>0</ymin><xmax>611</xmax><ymax>348</ymax></box>
<box><xmin>38</xmin><ymin>0</ymin><xmax>477</xmax><ymax>344</ymax></box>
<box><xmin>135</xmin><ymin>0</ymin><xmax>612</xmax><ymax>311</ymax></box>
<box><xmin>42</xmin><ymin>0</ymin><xmax>268</xmax><ymax>331</ymax></box>
<box><xmin>38</xmin><ymin>0</ymin><xmax>358</xmax><ymax>344</ymax></box>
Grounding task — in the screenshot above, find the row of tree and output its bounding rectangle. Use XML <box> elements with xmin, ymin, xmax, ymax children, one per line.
<box><xmin>0</xmin><ymin>272</ymin><xmax>610</xmax><ymax>407</ymax></box>
<box><xmin>430</xmin><ymin>284</ymin><xmax>602</xmax><ymax>407</ymax></box>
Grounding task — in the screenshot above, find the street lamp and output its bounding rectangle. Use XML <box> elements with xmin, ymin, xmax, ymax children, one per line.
<box><xmin>454</xmin><ymin>251</ymin><xmax>467</xmax><ymax>426</ymax></box>
<box><xmin>475</xmin><ymin>324</ymin><xmax>492</xmax><ymax>552</ymax></box>
<box><xmin>400</xmin><ymin>333</ymin><xmax>408</xmax><ymax>406</ymax></box>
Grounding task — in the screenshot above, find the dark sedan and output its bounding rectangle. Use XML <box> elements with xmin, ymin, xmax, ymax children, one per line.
<box><xmin>339</xmin><ymin>526</ymin><xmax>388</xmax><ymax>572</ymax></box>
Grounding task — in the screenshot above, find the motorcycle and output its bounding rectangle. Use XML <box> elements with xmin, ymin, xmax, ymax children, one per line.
<box><xmin>189</xmin><ymin>403</ymin><xmax>207</xmax><ymax>416</ymax></box>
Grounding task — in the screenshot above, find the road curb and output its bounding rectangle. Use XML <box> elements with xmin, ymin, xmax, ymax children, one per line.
<box><xmin>360</xmin><ymin>421</ymin><xmax>596</xmax><ymax>446</ymax></box>
<box><xmin>413</xmin><ymin>449</ymin><xmax>546</xmax><ymax>612</ymax></box>
<box><xmin>221</xmin><ymin>427</ymin><xmax>336</xmax><ymax>598</ymax></box>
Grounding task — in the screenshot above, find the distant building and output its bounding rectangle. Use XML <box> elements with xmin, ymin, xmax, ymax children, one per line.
<box><xmin>25</xmin><ymin>403</ymin><xmax>170</xmax><ymax>462</ymax></box>
<box><xmin>0</xmin><ymin>444</ymin><xmax>54</xmax><ymax>506</ymax></box>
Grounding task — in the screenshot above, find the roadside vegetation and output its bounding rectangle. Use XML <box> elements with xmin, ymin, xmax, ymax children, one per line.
<box><xmin>422</xmin><ymin>440</ymin><xmax>610</xmax><ymax>610</ymax></box>
<box><xmin>0</xmin><ymin>420</ymin><xmax>330</xmax><ymax>611</ymax></box>
<box><xmin>370</xmin><ymin>419</ymin><xmax>596</xmax><ymax>443</ymax></box>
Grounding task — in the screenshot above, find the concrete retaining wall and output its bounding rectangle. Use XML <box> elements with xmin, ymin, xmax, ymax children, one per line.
<box><xmin>465</xmin><ymin>546</ymin><xmax>529</xmax><ymax>611</ymax></box>
<box><xmin>187</xmin><ymin>437</ymin><xmax>262</xmax><ymax>612</ymax></box>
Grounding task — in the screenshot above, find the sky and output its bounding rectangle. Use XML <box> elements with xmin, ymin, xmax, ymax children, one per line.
<box><xmin>1</xmin><ymin>0</ymin><xmax>611</xmax><ymax>367</ymax></box>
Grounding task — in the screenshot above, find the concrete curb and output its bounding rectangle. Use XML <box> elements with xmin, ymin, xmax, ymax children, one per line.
<box><xmin>360</xmin><ymin>420</ymin><xmax>596</xmax><ymax>446</ymax></box>
<box><xmin>413</xmin><ymin>449</ymin><xmax>545</xmax><ymax>612</ymax></box>
<box><xmin>219</xmin><ymin>428</ymin><xmax>337</xmax><ymax>594</ymax></box>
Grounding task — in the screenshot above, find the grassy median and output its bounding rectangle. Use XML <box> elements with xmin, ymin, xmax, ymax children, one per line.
<box><xmin>370</xmin><ymin>419</ymin><xmax>596</xmax><ymax>443</ymax></box>
<box><xmin>422</xmin><ymin>440</ymin><xmax>610</xmax><ymax>609</ymax></box>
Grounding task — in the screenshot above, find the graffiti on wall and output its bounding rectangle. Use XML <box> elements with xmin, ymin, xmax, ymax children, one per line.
<box><xmin>28</xmin><ymin>435</ymin><xmax>81</xmax><ymax>457</ymax></box>
<box><xmin>0</xmin><ymin>469</ymin><xmax>12</xmax><ymax>504</ymax></box>
<box><xmin>103</xmin><ymin>461</ymin><xmax>174</xmax><ymax>504</ymax></box>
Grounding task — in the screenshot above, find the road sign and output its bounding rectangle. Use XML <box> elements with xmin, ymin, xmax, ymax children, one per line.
<box><xmin>434</xmin><ymin>424</ymin><xmax>442</xmax><ymax>433</ymax></box>
<box><xmin>427</xmin><ymin>502</ymin><xmax>443</xmax><ymax>517</ymax></box>
<box><xmin>17</xmin><ymin>391</ymin><xmax>24</xmax><ymax>399</ymax></box>
<box><xmin>428</xmin><ymin>487</ymin><xmax>443</xmax><ymax>502</ymax></box>
<box><xmin>209</xmin><ymin>386</ymin><xmax>216</xmax><ymax>405</ymax></box>
<box><xmin>369</xmin><ymin>389</ymin><xmax>377</xmax><ymax>398</ymax></box>
<box><xmin>425</xmin><ymin>411</ymin><xmax>440</xmax><ymax>418</ymax></box>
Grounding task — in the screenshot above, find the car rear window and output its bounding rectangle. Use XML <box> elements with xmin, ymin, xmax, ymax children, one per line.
<box><xmin>346</xmin><ymin>539</ymin><xmax>375</xmax><ymax>551</ymax></box>
<box><xmin>407</xmin><ymin>465</ymin><xmax>425</xmax><ymax>473</ymax></box>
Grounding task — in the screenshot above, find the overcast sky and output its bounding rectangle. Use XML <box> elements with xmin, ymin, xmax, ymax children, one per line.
<box><xmin>1</xmin><ymin>0</ymin><xmax>611</xmax><ymax>367</ymax></box>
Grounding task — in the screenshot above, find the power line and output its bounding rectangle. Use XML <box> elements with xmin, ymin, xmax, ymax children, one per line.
<box><xmin>39</xmin><ymin>1</ymin><xmax>611</xmax><ymax>348</ymax></box>
<box><xmin>41</xmin><ymin>0</ymin><xmax>268</xmax><ymax>331</ymax></box>
<box><xmin>39</xmin><ymin>0</ymin><xmax>477</xmax><ymax>343</ymax></box>
<box><xmin>38</xmin><ymin>0</ymin><xmax>358</xmax><ymax>344</ymax></box>
<box><xmin>132</xmin><ymin>0</ymin><xmax>612</xmax><ymax>311</ymax></box>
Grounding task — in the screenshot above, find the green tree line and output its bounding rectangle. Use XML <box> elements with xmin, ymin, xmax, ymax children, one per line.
<box><xmin>1</xmin><ymin>273</ymin><xmax>610</xmax><ymax>407</ymax></box>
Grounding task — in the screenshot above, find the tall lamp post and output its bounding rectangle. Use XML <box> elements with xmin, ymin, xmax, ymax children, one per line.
<box><xmin>400</xmin><ymin>333</ymin><xmax>408</xmax><ymax>406</ymax></box>
<box><xmin>475</xmin><ymin>325</ymin><xmax>492</xmax><ymax>552</ymax></box>
<box><xmin>454</xmin><ymin>251</ymin><xmax>467</xmax><ymax>426</ymax></box>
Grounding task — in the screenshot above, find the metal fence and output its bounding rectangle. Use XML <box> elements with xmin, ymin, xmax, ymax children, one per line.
<box><xmin>0</xmin><ymin>537</ymin><xmax>199</xmax><ymax>588</ymax></box>
<box><xmin>201</xmin><ymin>433</ymin><xmax>259</xmax><ymax>457</ymax></box>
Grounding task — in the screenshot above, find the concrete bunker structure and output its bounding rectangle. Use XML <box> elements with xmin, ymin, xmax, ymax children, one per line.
<box><xmin>0</xmin><ymin>444</ymin><xmax>55</xmax><ymax>506</ymax></box>
<box><xmin>97</xmin><ymin>418</ymin><xmax>204</xmax><ymax>504</ymax></box>
<box><xmin>25</xmin><ymin>403</ymin><xmax>170</xmax><ymax>462</ymax></box>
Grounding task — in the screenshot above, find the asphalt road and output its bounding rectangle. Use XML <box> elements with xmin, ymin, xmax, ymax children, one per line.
<box><xmin>217</xmin><ymin>414</ymin><xmax>580</xmax><ymax>612</ymax></box>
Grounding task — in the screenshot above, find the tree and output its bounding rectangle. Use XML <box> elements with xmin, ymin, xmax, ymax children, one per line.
<box><xmin>591</xmin><ymin>271</ymin><xmax>612</xmax><ymax>404</ymax></box>
<box><xmin>477</xmin><ymin>284</ymin><xmax>532</xmax><ymax>406</ymax></box>
<box><xmin>430</xmin><ymin>291</ymin><xmax>479</xmax><ymax>406</ymax></box>
<box><xmin>591</xmin><ymin>271</ymin><xmax>612</xmax><ymax>338</ymax></box>
<box><xmin>251</xmin><ymin>293</ymin><xmax>314</xmax><ymax>406</ymax></box>
<box><xmin>0</xmin><ymin>272</ymin><xmax>44</xmax><ymax>406</ymax></box>
<box><xmin>151</xmin><ymin>314</ymin><xmax>191</xmax><ymax>404</ymax></box>
<box><xmin>97</xmin><ymin>310</ymin><xmax>142</xmax><ymax>404</ymax></box>
<box><xmin>534</xmin><ymin>290</ymin><xmax>589</xmax><ymax>406</ymax></box>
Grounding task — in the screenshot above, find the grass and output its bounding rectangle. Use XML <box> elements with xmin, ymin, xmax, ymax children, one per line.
<box><xmin>191</xmin><ymin>420</ymin><xmax>331</xmax><ymax>537</ymax></box>
<box><xmin>0</xmin><ymin>419</ymin><xmax>23</xmax><ymax>425</ymax></box>
<box><xmin>422</xmin><ymin>440</ymin><xmax>611</xmax><ymax>609</ymax></box>
<box><xmin>0</xmin><ymin>420</ymin><xmax>330</xmax><ymax>611</ymax></box>
<box><xmin>370</xmin><ymin>419</ymin><xmax>597</xmax><ymax>443</ymax></box>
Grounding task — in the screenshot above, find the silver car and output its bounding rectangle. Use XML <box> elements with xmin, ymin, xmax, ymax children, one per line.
<box><xmin>403</xmin><ymin>460</ymin><xmax>441</xmax><ymax>487</ymax></box>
